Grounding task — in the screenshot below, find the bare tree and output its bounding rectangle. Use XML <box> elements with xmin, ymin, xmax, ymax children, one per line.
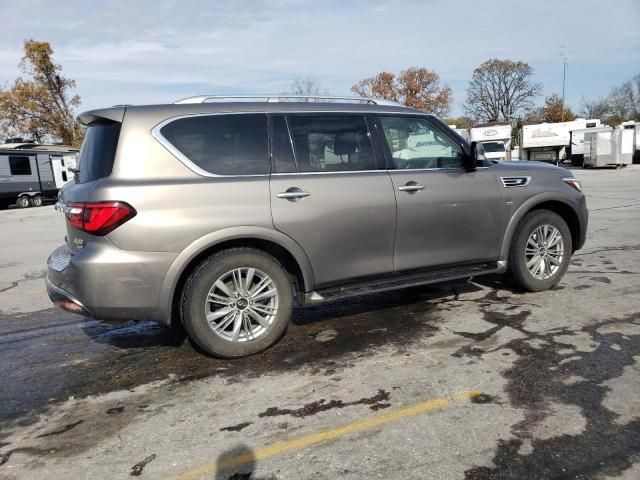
<box><xmin>351</xmin><ymin>67</ymin><xmax>451</xmax><ymax>116</ymax></box>
<box><xmin>283</xmin><ymin>76</ymin><xmax>329</xmax><ymax>99</ymax></box>
<box><xmin>464</xmin><ymin>59</ymin><xmax>542</xmax><ymax>122</ymax></box>
<box><xmin>580</xmin><ymin>96</ymin><xmax>609</xmax><ymax>119</ymax></box>
<box><xmin>604</xmin><ymin>74</ymin><xmax>640</xmax><ymax>124</ymax></box>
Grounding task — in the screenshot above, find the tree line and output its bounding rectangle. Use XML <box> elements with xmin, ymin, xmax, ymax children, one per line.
<box><xmin>1</xmin><ymin>40</ymin><xmax>639</xmax><ymax>147</ymax></box>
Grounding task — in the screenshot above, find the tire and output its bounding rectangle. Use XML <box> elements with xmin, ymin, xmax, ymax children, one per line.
<box><xmin>16</xmin><ymin>195</ymin><xmax>32</xmax><ymax>208</ymax></box>
<box><xmin>31</xmin><ymin>195</ymin><xmax>43</xmax><ymax>207</ymax></box>
<box><xmin>508</xmin><ymin>209</ymin><xmax>572</xmax><ymax>292</ymax></box>
<box><xmin>181</xmin><ymin>248</ymin><xmax>293</xmax><ymax>358</ymax></box>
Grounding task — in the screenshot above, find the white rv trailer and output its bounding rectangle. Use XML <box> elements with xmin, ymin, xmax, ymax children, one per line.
<box><xmin>468</xmin><ymin>123</ymin><xmax>512</xmax><ymax>161</ymax></box>
<box><xmin>570</xmin><ymin>126</ymin><xmax>612</xmax><ymax>166</ymax></box>
<box><xmin>619</xmin><ymin>121</ymin><xmax>640</xmax><ymax>164</ymax></box>
<box><xmin>520</xmin><ymin>118</ymin><xmax>601</xmax><ymax>164</ymax></box>
<box><xmin>0</xmin><ymin>141</ymin><xmax>78</xmax><ymax>208</ymax></box>
<box><xmin>583</xmin><ymin>128</ymin><xmax>633</xmax><ymax>168</ymax></box>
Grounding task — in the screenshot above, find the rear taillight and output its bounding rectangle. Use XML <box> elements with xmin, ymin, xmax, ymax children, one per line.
<box><xmin>65</xmin><ymin>202</ymin><xmax>136</xmax><ymax>236</ymax></box>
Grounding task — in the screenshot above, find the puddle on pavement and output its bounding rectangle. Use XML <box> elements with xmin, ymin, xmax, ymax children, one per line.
<box><xmin>453</xmin><ymin>306</ymin><xmax>640</xmax><ymax>479</ymax></box>
<box><xmin>258</xmin><ymin>389</ymin><xmax>391</xmax><ymax>418</ymax></box>
<box><xmin>1</xmin><ymin>284</ymin><xmax>466</xmax><ymax>423</ymax></box>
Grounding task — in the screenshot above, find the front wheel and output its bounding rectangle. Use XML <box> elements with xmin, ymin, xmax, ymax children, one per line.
<box><xmin>181</xmin><ymin>248</ymin><xmax>293</xmax><ymax>357</ymax></box>
<box><xmin>508</xmin><ymin>210</ymin><xmax>572</xmax><ymax>291</ymax></box>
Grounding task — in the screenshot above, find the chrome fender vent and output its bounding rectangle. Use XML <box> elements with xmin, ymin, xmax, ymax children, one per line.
<box><xmin>501</xmin><ymin>176</ymin><xmax>531</xmax><ymax>188</ymax></box>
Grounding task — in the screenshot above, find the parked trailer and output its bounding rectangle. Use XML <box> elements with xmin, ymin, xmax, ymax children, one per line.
<box><xmin>468</xmin><ymin>123</ymin><xmax>512</xmax><ymax>161</ymax></box>
<box><xmin>583</xmin><ymin>128</ymin><xmax>634</xmax><ymax>168</ymax></box>
<box><xmin>570</xmin><ymin>126</ymin><xmax>612</xmax><ymax>166</ymax></box>
<box><xmin>0</xmin><ymin>142</ymin><xmax>78</xmax><ymax>208</ymax></box>
<box><xmin>520</xmin><ymin>118</ymin><xmax>601</xmax><ymax>164</ymax></box>
<box><xmin>619</xmin><ymin>121</ymin><xmax>640</xmax><ymax>164</ymax></box>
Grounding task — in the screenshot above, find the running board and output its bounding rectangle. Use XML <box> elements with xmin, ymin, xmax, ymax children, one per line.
<box><xmin>304</xmin><ymin>261</ymin><xmax>506</xmax><ymax>305</ymax></box>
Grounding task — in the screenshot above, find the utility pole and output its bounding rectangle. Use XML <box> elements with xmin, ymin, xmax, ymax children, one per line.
<box><xmin>561</xmin><ymin>45</ymin><xmax>567</xmax><ymax>122</ymax></box>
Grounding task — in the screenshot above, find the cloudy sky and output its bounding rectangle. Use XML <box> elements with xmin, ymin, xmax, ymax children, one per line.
<box><xmin>1</xmin><ymin>0</ymin><xmax>639</xmax><ymax>116</ymax></box>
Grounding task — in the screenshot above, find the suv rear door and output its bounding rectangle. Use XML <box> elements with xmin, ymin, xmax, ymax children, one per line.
<box><xmin>376</xmin><ymin>115</ymin><xmax>503</xmax><ymax>272</ymax></box>
<box><xmin>269</xmin><ymin>114</ymin><xmax>396</xmax><ymax>288</ymax></box>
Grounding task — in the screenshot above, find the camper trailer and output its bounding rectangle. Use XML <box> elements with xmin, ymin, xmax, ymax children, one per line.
<box><xmin>468</xmin><ymin>123</ymin><xmax>512</xmax><ymax>161</ymax></box>
<box><xmin>0</xmin><ymin>141</ymin><xmax>78</xmax><ymax>208</ymax></box>
<box><xmin>619</xmin><ymin>121</ymin><xmax>640</xmax><ymax>164</ymax></box>
<box><xmin>583</xmin><ymin>128</ymin><xmax>633</xmax><ymax>168</ymax></box>
<box><xmin>570</xmin><ymin>125</ymin><xmax>612</xmax><ymax>166</ymax></box>
<box><xmin>520</xmin><ymin>118</ymin><xmax>601</xmax><ymax>164</ymax></box>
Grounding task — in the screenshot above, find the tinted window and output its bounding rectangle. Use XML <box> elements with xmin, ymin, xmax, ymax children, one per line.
<box><xmin>272</xmin><ymin>115</ymin><xmax>296</xmax><ymax>173</ymax></box>
<box><xmin>76</xmin><ymin>122</ymin><xmax>121</xmax><ymax>183</ymax></box>
<box><xmin>380</xmin><ymin>116</ymin><xmax>464</xmax><ymax>169</ymax></box>
<box><xmin>9</xmin><ymin>156</ymin><xmax>32</xmax><ymax>175</ymax></box>
<box><xmin>160</xmin><ymin>114</ymin><xmax>269</xmax><ymax>175</ymax></box>
<box><xmin>287</xmin><ymin>115</ymin><xmax>375</xmax><ymax>172</ymax></box>
<box><xmin>482</xmin><ymin>142</ymin><xmax>506</xmax><ymax>153</ymax></box>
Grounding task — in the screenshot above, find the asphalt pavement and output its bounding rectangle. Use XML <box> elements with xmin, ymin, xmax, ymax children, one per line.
<box><xmin>0</xmin><ymin>166</ymin><xmax>639</xmax><ymax>479</ymax></box>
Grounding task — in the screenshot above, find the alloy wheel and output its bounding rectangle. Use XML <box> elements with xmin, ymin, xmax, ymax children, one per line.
<box><xmin>525</xmin><ymin>224</ymin><xmax>565</xmax><ymax>280</ymax></box>
<box><xmin>204</xmin><ymin>268</ymin><xmax>279</xmax><ymax>342</ymax></box>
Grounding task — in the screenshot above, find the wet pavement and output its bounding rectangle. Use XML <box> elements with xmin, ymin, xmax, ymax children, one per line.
<box><xmin>1</xmin><ymin>167</ymin><xmax>639</xmax><ymax>479</ymax></box>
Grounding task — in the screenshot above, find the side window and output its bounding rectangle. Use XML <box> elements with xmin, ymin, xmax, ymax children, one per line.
<box><xmin>379</xmin><ymin>116</ymin><xmax>464</xmax><ymax>170</ymax></box>
<box><xmin>272</xmin><ymin>115</ymin><xmax>296</xmax><ymax>173</ymax></box>
<box><xmin>159</xmin><ymin>114</ymin><xmax>269</xmax><ymax>175</ymax></box>
<box><xmin>287</xmin><ymin>115</ymin><xmax>375</xmax><ymax>172</ymax></box>
<box><xmin>9</xmin><ymin>156</ymin><xmax>32</xmax><ymax>175</ymax></box>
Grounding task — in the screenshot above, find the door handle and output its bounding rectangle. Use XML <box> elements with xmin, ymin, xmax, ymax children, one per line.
<box><xmin>398</xmin><ymin>183</ymin><xmax>425</xmax><ymax>193</ymax></box>
<box><xmin>277</xmin><ymin>188</ymin><xmax>311</xmax><ymax>201</ymax></box>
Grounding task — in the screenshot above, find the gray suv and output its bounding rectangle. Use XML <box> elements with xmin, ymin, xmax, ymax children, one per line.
<box><xmin>46</xmin><ymin>96</ymin><xmax>588</xmax><ymax>357</ymax></box>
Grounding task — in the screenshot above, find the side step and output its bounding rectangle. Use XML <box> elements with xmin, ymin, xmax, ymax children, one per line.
<box><xmin>304</xmin><ymin>261</ymin><xmax>506</xmax><ymax>305</ymax></box>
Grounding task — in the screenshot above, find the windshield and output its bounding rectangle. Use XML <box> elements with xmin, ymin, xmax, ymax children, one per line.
<box><xmin>481</xmin><ymin>141</ymin><xmax>506</xmax><ymax>153</ymax></box>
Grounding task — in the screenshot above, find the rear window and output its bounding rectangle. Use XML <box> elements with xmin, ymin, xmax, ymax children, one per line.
<box><xmin>76</xmin><ymin>122</ymin><xmax>121</xmax><ymax>183</ymax></box>
<box><xmin>159</xmin><ymin>114</ymin><xmax>269</xmax><ymax>175</ymax></box>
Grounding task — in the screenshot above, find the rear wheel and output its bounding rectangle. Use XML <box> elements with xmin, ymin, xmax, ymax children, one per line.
<box><xmin>31</xmin><ymin>195</ymin><xmax>43</xmax><ymax>207</ymax></box>
<box><xmin>508</xmin><ymin>210</ymin><xmax>572</xmax><ymax>291</ymax></box>
<box><xmin>181</xmin><ymin>248</ymin><xmax>293</xmax><ymax>357</ymax></box>
<box><xmin>16</xmin><ymin>195</ymin><xmax>32</xmax><ymax>208</ymax></box>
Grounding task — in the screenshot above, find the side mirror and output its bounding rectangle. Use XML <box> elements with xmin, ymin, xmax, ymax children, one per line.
<box><xmin>466</xmin><ymin>141</ymin><xmax>485</xmax><ymax>172</ymax></box>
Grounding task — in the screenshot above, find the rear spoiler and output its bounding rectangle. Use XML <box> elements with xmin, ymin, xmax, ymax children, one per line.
<box><xmin>77</xmin><ymin>107</ymin><xmax>126</xmax><ymax>126</ymax></box>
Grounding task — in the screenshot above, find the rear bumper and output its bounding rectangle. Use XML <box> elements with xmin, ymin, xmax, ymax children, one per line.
<box><xmin>45</xmin><ymin>276</ymin><xmax>92</xmax><ymax>316</ymax></box>
<box><xmin>46</xmin><ymin>243</ymin><xmax>177</xmax><ymax>323</ymax></box>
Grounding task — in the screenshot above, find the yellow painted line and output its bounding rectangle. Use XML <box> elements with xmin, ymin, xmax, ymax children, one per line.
<box><xmin>168</xmin><ymin>389</ymin><xmax>481</xmax><ymax>480</ymax></box>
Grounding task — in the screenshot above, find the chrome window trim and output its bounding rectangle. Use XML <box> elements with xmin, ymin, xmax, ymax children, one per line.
<box><xmin>151</xmin><ymin>111</ymin><xmax>424</xmax><ymax>178</ymax></box>
<box><xmin>271</xmin><ymin>169</ymin><xmax>386</xmax><ymax>176</ymax></box>
<box><xmin>271</xmin><ymin>166</ymin><xmax>489</xmax><ymax>176</ymax></box>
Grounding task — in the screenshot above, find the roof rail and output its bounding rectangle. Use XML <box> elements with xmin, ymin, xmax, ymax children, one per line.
<box><xmin>173</xmin><ymin>95</ymin><xmax>402</xmax><ymax>107</ymax></box>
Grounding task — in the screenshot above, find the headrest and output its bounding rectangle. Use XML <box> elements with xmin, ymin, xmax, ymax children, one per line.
<box><xmin>334</xmin><ymin>132</ymin><xmax>358</xmax><ymax>155</ymax></box>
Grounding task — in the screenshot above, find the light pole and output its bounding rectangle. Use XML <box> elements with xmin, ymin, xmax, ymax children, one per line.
<box><xmin>561</xmin><ymin>45</ymin><xmax>567</xmax><ymax>122</ymax></box>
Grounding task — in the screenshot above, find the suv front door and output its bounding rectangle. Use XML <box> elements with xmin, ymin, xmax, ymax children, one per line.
<box><xmin>269</xmin><ymin>114</ymin><xmax>396</xmax><ymax>288</ymax></box>
<box><xmin>377</xmin><ymin>115</ymin><xmax>504</xmax><ymax>272</ymax></box>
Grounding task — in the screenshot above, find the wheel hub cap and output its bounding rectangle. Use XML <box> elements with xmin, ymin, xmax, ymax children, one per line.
<box><xmin>204</xmin><ymin>267</ymin><xmax>278</xmax><ymax>343</ymax></box>
<box><xmin>525</xmin><ymin>224</ymin><xmax>565</xmax><ymax>280</ymax></box>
